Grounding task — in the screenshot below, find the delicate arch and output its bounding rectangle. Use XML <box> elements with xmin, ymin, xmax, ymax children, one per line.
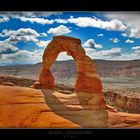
<box><xmin>37</xmin><ymin>36</ymin><xmax>102</xmax><ymax>93</ymax></box>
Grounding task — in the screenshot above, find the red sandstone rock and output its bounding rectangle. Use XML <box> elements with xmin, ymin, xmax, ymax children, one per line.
<box><xmin>1</xmin><ymin>82</ymin><xmax>15</xmax><ymax>86</ymax></box>
<box><xmin>0</xmin><ymin>85</ymin><xmax>79</xmax><ymax>128</ymax></box>
<box><xmin>30</xmin><ymin>81</ymin><xmax>42</xmax><ymax>89</ymax></box>
<box><xmin>0</xmin><ymin>85</ymin><xmax>139</xmax><ymax>128</ymax></box>
<box><xmin>103</xmin><ymin>90</ymin><xmax>140</xmax><ymax>113</ymax></box>
<box><xmin>108</xmin><ymin>111</ymin><xmax>140</xmax><ymax>128</ymax></box>
<box><xmin>33</xmin><ymin>36</ymin><xmax>102</xmax><ymax>92</ymax></box>
<box><xmin>32</xmin><ymin>36</ymin><xmax>106</xmax><ymax>108</ymax></box>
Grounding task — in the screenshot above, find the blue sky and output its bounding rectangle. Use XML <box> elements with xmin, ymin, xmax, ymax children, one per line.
<box><xmin>0</xmin><ymin>11</ymin><xmax>140</xmax><ymax>65</ymax></box>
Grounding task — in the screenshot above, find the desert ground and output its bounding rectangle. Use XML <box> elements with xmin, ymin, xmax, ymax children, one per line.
<box><xmin>0</xmin><ymin>59</ymin><xmax>140</xmax><ymax>128</ymax></box>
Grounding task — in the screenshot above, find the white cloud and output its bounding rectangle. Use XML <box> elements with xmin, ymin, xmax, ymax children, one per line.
<box><xmin>36</xmin><ymin>40</ymin><xmax>51</xmax><ymax>47</ymax></box>
<box><xmin>105</xmin><ymin>12</ymin><xmax>140</xmax><ymax>38</ymax></box>
<box><xmin>0</xmin><ymin>16</ymin><xmax>9</xmax><ymax>23</ymax></box>
<box><xmin>111</xmin><ymin>52</ymin><xmax>140</xmax><ymax>60</ymax></box>
<box><xmin>129</xmin><ymin>28</ymin><xmax>140</xmax><ymax>38</ymax></box>
<box><xmin>50</xmin><ymin>46</ymin><xmax>140</xmax><ymax>61</ymax></box>
<box><xmin>18</xmin><ymin>17</ymin><xmax>54</xmax><ymax>25</ymax></box>
<box><xmin>132</xmin><ymin>46</ymin><xmax>140</xmax><ymax>50</ymax></box>
<box><xmin>21</xmin><ymin>12</ymin><xmax>63</xmax><ymax>17</ymax></box>
<box><xmin>0</xmin><ymin>27</ymin><xmax>50</xmax><ymax>65</ymax></box>
<box><xmin>0</xmin><ymin>12</ymin><xmax>63</xmax><ymax>18</ymax></box>
<box><xmin>110</xmin><ymin>38</ymin><xmax>120</xmax><ymax>43</ymax></box>
<box><xmin>97</xmin><ymin>34</ymin><xmax>104</xmax><ymax>36</ymax></box>
<box><xmin>85</xmin><ymin>46</ymin><xmax>140</xmax><ymax>60</ymax></box>
<box><xmin>84</xmin><ymin>47</ymin><xmax>123</xmax><ymax>60</ymax></box>
<box><xmin>133</xmin><ymin>51</ymin><xmax>140</xmax><ymax>57</ymax></box>
<box><xmin>0</xmin><ymin>28</ymin><xmax>48</xmax><ymax>43</ymax></box>
<box><xmin>7</xmin><ymin>35</ymin><xmax>38</xmax><ymax>42</ymax></box>
<box><xmin>0</xmin><ymin>41</ymin><xmax>18</xmax><ymax>54</ymax></box>
<box><xmin>0</xmin><ymin>28</ymin><xmax>50</xmax><ymax>65</ymax></box>
<box><xmin>54</xmin><ymin>18</ymin><xmax>68</xmax><ymax>24</ymax></box>
<box><xmin>82</xmin><ymin>39</ymin><xmax>102</xmax><ymax>49</ymax></box>
<box><xmin>3</xmin><ymin>12</ymin><xmax>65</xmax><ymax>25</ymax></box>
<box><xmin>0</xmin><ymin>28</ymin><xmax>39</xmax><ymax>37</ymax></box>
<box><xmin>56</xmin><ymin>52</ymin><xmax>73</xmax><ymax>61</ymax></box>
<box><xmin>125</xmin><ymin>39</ymin><xmax>134</xmax><ymax>43</ymax></box>
<box><xmin>40</xmin><ymin>33</ymin><xmax>47</xmax><ymax>37</ymax></box>
<box><xmin>47</xmin><ymin>25</ymin><xmax>71</xmax><ymax>35</ymax></box>
<box><xmin>1</xmin><ymin>49</ymin><xmax>72</xmax><ymax>64</ymax></box>
<box><xmin>131</xmin><ymin>46</ymin><xmax>140</xmax><ymax>58</ymax></box>
<box><xmin>1</xmin><ymin>49</ymin><xmax>43</xmax><ymax>65</ymax></box>
<box><xmin>68</xmin><ymin>16</ymin><xmax>127</xmax><ymax>31</ymax></box>
<box><xmin>93</xmin><ymin>48</ymin><xmax>122</xmax><ymax>57</ymax></box>
<box><xmin>121</xmin><ymin>33</ymin><xmax>128</xmax><ymax>37</ymax></box>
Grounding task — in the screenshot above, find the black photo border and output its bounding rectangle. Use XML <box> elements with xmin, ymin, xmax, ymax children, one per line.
<box><xmin>0</xmin><ymin>0</ymin><xmax>140</xmax><ymax>139</ymax></box>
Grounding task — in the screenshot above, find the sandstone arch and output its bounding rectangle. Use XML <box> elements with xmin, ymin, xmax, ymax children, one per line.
<box><xmin>33</xmin><ymin>36</ymin><xmax>106</xmax><ymax>108</ymax></box>
<box><xmin>37</xmin><ymin>36</ymin><xmax>102</xmax><ymax>91</ymax></box>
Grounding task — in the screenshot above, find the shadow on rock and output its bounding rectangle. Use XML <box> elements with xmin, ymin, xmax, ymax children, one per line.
<box><xmin>41</xmin><ymin>89</ymin><xmax>108</xmax><ymax>128</ymax></box>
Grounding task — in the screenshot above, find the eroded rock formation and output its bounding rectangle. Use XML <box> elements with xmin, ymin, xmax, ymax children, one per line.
<box><xmin>32</xmin><ymin>36</ymin><xmax>106</xmax><ymax>108</ymax></box>
<box><xmin>104</xmin><ymin>89</ymin><xmax>140</xmax><ymax>113</ymax></box>
<box><xmin>34</xmin><ymin>36</ymin><xmax>105</xmax><ymax>102</ymax></box>
<box><xmin>36</xmin><ymin>36</ymin><xmax>102</xmax><ymax>91</ymax></box>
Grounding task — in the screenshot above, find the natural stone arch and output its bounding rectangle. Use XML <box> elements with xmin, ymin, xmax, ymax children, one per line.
<box><xmin>33</xmin><ymin>36</ymin><xmax>106</xmax><ymax>108</ymax></box>
<box><xmin>32</xmin><ymin>36</ymin><xmax>108</xmax><ymax>127</ymax></box>
<box><xmin>38</xmin><ymin>36</ymin><xmax>102</xmax><ymax>91</ymax></box>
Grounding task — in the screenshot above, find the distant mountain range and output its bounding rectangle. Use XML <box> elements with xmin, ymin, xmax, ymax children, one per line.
<box><xmin>0</xmin><ymin>59</ymin><xmax>140</xmax><ymax>79</ymax></box>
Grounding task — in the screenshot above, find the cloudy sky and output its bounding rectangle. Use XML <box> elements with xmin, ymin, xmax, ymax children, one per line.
<box><xmin>0</xmin><ymin>11</ymin><xmax>140</xmax><ymax>65</ymax></box>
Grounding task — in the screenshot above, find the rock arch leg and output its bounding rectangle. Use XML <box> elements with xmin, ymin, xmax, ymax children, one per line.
<box><xmin>39</xmin><ymin>65</ymin><xmax>54</xmax><ymax>89</ymax></box>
